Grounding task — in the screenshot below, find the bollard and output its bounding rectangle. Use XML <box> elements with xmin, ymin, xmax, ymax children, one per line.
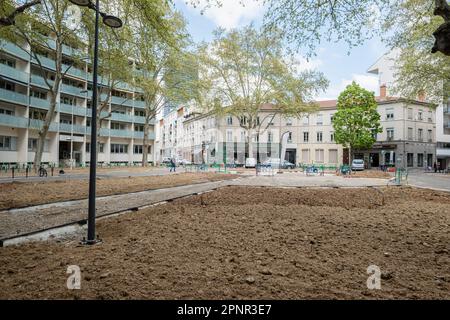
<box><xmin>26</xmin><ymin>167</ymin><xmax>28</xmax><ymax>178</ymax></box>
<box><xmin>51</xmin><ymin>167</ymin><xmax>54</xmax><ymax>176</ymax></box>
<box><xmin>12</xmin><ymin>167</ymin><xmax>14</xmax><ymax>179</ymax></box>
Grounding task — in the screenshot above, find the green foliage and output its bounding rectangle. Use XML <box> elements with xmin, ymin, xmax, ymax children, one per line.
<box><xmin>333</xmin><ymin>82</ymin><xmax>382</xmax><ymax>152</ymax></box>
<box><xmin>196</xmin><ymin>25</ymin><xmax>328</xmax><ymax>131</ymax></box>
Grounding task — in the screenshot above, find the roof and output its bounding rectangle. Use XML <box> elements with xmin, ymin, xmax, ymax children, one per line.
<box><xmin>316</xmin><ymin>97</ymin><xmax>434</xmax><ymax>109</ymax></box>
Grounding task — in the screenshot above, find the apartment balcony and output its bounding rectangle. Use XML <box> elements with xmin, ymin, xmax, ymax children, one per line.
<box><xmin>0</xmin><ymin>88</ymin><xmax>28</xmax><ymax>106</ymax></box>
<box><xmin>111</xmin><ymin>95</ymin><xmax>134</xmax><ymax>107</ymax></box>
<box><xmin>134</xmin><ymin>116</ymin><xmax>146</xmax><ymax>124</ymax></box>
<box><xmin>134</xmin><ymin>100</ymin><xmax>146</xmax><ymax>109</ymax></box>
<box><xmin>0</xmin><ymin>42</ymin><xmax>29</xmax><ymax>60</ymax></box>
<box><xmin>31</xmin><ymin>54</ymin><xmax>55</xmax><ymax>70</ymax></box>
<box><xmin>0</xmin><ymin>64</ymin><xmax>28</xmax><ymax>83</ymax></box>
<box><xmin>133</xmin><ymin>131</ymin><xmax>155</xmax><ymax>140</ymax></box>
<box><xmin>59</xmin><ymin>104</ymin><xmax>87</xmax><ymax>117</ymax></box>
<box><xmin>61</xmin><ymin>83</ymin><xmax>85</xmax><ymax>97</ymax></box>
<box><xmin>85</xmin><ymin>127</ymin><xmax>110</xmax><ymax>137</ymax></box>
<box><xmin>110</xmin><ymin>112</ymin><xmax>134</xmax><ymax>122</ymax></box>
<box><xmin>110</xmin><ymin>129</ymin><xmax>133</xmax><ymax>138</ymax></box>
<box><xmin>0</xmin><ymin>114</ymin><xmax>29</xmax><ymax>129</ymax></box>
<box><xmin>30</xmin><ymin>97</ymin><xmax>51</xmax><ymax>110</ymax></box>
<box><xmin>59</xmin><ymin>123</ymin><xmax>86</xmax><ymax>134</ymax></box>
<box><xmin>86</xmin><ymin>108</ymin><xmax>110</xmax><ymax>119</ymax></box>
<box><xmin>445</xmin><ymin>121</ymin><xmax>450</xmax><ymax>129</ymax></box>
<box><xmin>28</xmin><ymin>119</ymin><xmax>58</xmax><ymax>131</ymax></box>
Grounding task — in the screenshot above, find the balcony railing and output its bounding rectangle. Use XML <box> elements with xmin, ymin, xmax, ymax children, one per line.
<box><xmin>134</xmin><ymin>116</ymin><xmax>146</xmax><ymax>124</ymax></box>
<box><xmin>28</xmin><ymin>119</ymin><xmax>58</xmax><ymax>131</ymax></box>
<box><xmin>59</xmin><ymin>123</ymin><xmax>87</xmax><ymax>134</ymax></box>
<box><xmin>111</xmin><ymin>112</ymin><xmax>134</xmax><ymax>122</ymax></box>
<box><xmin>134</xmin><ymin>100</ymin><xmax>145</xmax><ymax>108</ymax></box>
<box><xmin>30</xmin><ymin>97</ymin><xmax>51</xmax><ymax>110</ymax></box>
<box><xmin>61</xmin><ymin>83</ymin><xmax>85</xmax><ymax>97</ymax></box>
<box><xmin>59</xmin><ymin>104</ymin><xmax>87</xmax><ymax>116</ymax></box>
<box><xmin>0</xmin><ymin>42</ymin><xmax>29</xmax><ymax>60</ymax></box>
<box><xmin>0</xmin><ymin>88</ymin><xmax>28</xmax><ymax>106</ymax></box>
<box><xmin>0</xmin><ymin>114</ymin><xmax>29</xmax><ymax>129</ymax></box>
<box><xmin>0</xmin><ymin>64</ymin><xmax>28</xmax><ymax>83</ymax></box>
<box><xmin>111</xmin><ymin>95</ymin><xmax>133</xmax><ymax>107</ymax></box>
<box><xmin>110</xmin><ymin>129</ymin><xmax>133</xmax><ymax>138</ymax></box>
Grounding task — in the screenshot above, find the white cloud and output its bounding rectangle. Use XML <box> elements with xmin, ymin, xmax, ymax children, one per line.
<box><xmin>294</xmin><ymin>55</ymin><xmax>323</xmax><ymax>72</ymax></box>
<box><xmin>317</xmin><ymin>74</ymin><xmax>380</xmax><ymax>101</ymax></box>
<box><xmin>186</xmin><ymin>0</ymin><xmax>265</xmax><ymax>29</ymax></box>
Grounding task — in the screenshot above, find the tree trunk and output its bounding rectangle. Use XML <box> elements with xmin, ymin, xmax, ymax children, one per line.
<box><xmin>142</xmin><ymin>121</ymin><xmax>150</xmax><ymax>167</ymax></box>
<box><xmin>247</xmin><ymin>128</ymin><xmax>253</xmax><ymax>159</ymax></box>
<box><xmin>33</xmin><ymin>85</ymin><xmax>58</xmax><ymax>169</ymax></box>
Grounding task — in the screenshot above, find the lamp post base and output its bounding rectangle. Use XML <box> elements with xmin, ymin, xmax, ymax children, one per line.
<box><xmin>80</xmin><ymin>236</ymin><xmax>102</xmax><ymax>246</ymax></box>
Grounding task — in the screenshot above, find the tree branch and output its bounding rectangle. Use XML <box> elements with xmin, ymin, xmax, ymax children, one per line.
<box><xmin>0</xmin><ymin>0</ymin><xmax>41</xmax><ymax>27</ymax></box>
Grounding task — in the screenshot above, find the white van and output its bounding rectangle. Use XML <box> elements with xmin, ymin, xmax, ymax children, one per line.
<box><xmin>245</xmin><ymin>158</ymin><xmax>257</xmax><ymax>168</ymax></box>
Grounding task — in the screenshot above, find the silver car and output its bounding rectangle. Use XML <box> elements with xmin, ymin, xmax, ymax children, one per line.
<box><xmin>351</xmin><ymin>159</ymin><xmax>365</xmax><ymax>171</ymax></box>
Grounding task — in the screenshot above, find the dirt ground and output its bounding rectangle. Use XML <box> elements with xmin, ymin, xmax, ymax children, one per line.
<box><xmin>0</xmin><ymin>186</ymin><xmax>449</xmax><ymax>300</ymax></box>
<box><xmin>338</xmin><ymin>170</ymin><xmax>393</xmax><ymax>179</ymax></box>
<box><xmin>0</xmin><ymin>173</ymin><xmax>236</xmax><ymax>210</ymax></box>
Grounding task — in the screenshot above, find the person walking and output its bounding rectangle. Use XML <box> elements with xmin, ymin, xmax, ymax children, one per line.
<box><xmin>434</xmin><ymin>162</ymin><xmax>437</xmax><ymax>173</ymax></box>
<box><xmin>170</xmin><ymin>158</ymin><xmax>176</xmax><ymax>173</ymax></box>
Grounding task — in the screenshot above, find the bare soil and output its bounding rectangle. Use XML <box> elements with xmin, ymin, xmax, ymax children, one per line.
<box><xmin>0</xmin><ymin>173</ymin><xmax>236</xmax><ymax>210</ymax></box>
<box><xmin>335</xmin><ymin>170</ymin><xmax>392</xmax><ymax>179</ymax></box>
<box><xmin>0</xmin><ymin>186</ymin><xmax>449</xmax><ymax>299</ymax></box>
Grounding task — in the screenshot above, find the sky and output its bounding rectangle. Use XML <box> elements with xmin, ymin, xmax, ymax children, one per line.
<box><xmin>174</xmin><ymin>0</ymin><xmax>388</xmax><ymax>101</ymax></box>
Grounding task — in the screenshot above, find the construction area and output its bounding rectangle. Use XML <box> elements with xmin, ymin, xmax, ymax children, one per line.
<box><xmin>0</xmin><ymin>170</ymin><xmax>449</xmax><ymax>299</ymax></box>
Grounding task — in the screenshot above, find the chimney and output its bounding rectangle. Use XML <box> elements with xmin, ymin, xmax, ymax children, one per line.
<box><xmin>380</xmin><ymin>85</ymin><xmax>387</xmax><ymax>99</ymax></box>
<box><xmin>418</xmin><ymin>90</ymin><xmax>426</xmax><ymax>102</ymax></box>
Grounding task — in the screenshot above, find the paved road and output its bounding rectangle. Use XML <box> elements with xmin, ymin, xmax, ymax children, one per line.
<box><xmin>407</xmin><ymin>171</ymin><xmax>450</xmax><ymax>191</ymax></box>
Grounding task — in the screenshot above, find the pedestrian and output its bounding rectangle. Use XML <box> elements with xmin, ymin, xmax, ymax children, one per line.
<box><xmin>170</xmin><ymin>158</ymin><xmax>176</xmax><ymax>172</ymax></box>
<box><xmin>434</xmin><ymin>162</ymin><xmax>437</xmax><ymax>173</ymax></box>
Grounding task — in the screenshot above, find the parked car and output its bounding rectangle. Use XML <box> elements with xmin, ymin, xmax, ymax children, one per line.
<box><xmin>263</xmin><ymin>158</ymin><xmax>296</xmax><ymax>169</ymax></box>
<box><xmin>351</xmin><ymin>159</ymin><xmax>365</xmax><ymax>171</ymax></box>
<box><xmin>245</xmin><ymin>157</ymin><xmax>257</xmax><ymax>168</ymax></box>
<box><xmin>177</xmin><ymin>159</ymin><xmax>192</xmax><ymax>166</ymax></box>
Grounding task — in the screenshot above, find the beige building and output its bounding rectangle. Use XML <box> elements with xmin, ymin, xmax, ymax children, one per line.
<box><xmin>177</xmin><ymin>92</ymin><xmax>436</xmax><ymax>168</ymax></box>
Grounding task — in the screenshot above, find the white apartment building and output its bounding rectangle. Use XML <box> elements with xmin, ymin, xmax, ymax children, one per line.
<box><xmin>0</xmin><ymin>39</ymin><xmax>155</xmax><ymax>167</ymax></box>
<box><xmin>368</xmin><ymin>50</ymin><xmax>448</xmax><ymax>170</ymax></box>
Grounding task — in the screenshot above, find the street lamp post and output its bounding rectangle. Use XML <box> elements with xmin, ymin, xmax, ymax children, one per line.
<box><xmin>68</xmin><ymin>0</ymin><xmax>122</xmax><ymax>245</ymax></box>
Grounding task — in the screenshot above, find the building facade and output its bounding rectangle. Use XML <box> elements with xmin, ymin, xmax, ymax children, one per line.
<box><xmin>177</xmin><ymin>97</ymin><xmax>436</xmax><ymax>169</ymax></box>
<box><xmin>368</xmin><ymin>50</ymin><xmax>448</xmax><ymax>170</ymax></box>
<box><xmin>0</xmin><ymin>39</ymin><xmax>155</xmax><ymax>167</ymax></box>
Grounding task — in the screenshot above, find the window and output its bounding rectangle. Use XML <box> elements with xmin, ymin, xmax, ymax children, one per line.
<box><xmin>0</xmin><ymin>80</ymin><xmax>15</xmax><ymax>91</ymax></box>
<box><xmin>302</xmin><ymin>149</ymin><xmax>310</xmax><ymax>163</ymax></box>
<box><xmin>408</xmin><ymin>127</ymin><xmax>413</xmax><ymax>140</ymax></box>
<box><xmin>28</xmin><ymin>138</ymin><xmax>49</xmax><ymax>152</ymax></box>
<box><xmin>0</xmin><ymin>108</ymin><xmax>14</xmax><ymax>116</ymax></box>
<box><xmin>286</xmin><ymin>117</ymin><xmax>293</xmax><ymax>126</ymax></box>
<box><xmin>111</xmin><ymin>122</ymin><xmax>125</xmax><ymax>130</ymax></box>
<box><xmin>268</xmin><ymin>132</ymin><xmax>273</xmax><ymax>143</ymax></box>
<box><xmin>407</xmin><ymin>153</ymin><xmax>414</xmax><ymax>167</ymax></box>
<box><xmin>227</xmin><ymin>131</ymin><xmax>232</xmax><ymax>142</ymax></box>
<box><xmin>387</xmin><ymin>128</ymin><xmax>394</xmax><ymax>140</ymax></box>
<box><xmin>85</xmin><ymin>143</ymin><xmax>103</xmax><ymax>153</ymax></box>
<box><xmin>240</xmin><ymin>131</ymin><xmax>246</xmax><ymax>142</ymax></box>
<box><xmin>135</xmin><ymin>110</ymin><xmax>145</xmax><ymax>117</ymax></box>
<box><xmin>303</xmin><ymin>132</ymin><xmax>309</xmax><ymax>142</ymax></box>
<box><xmin>418</xmin><ymin>110</ymin><xmax>423</xmax><ymax>121</ymax></box>
<box><xmin>330</xmin><ymin>114</ymin><xmax>335</xmax><ymax>123</ymax></box>
<box><xmin>0</xmin><ymin>57</ymin><xmax>15</xmax><ymax>68</ymax></box>
<box><xmin>86</xmin><ymin>119</ymin><xmax>91</xmax><ymax>127</ymax></box>
<box><xmin>134</xmin><ymin>145</ymin><xmax>143</xmax><ymax>154</ymax></box>
<box><xmin>417</xmin><ymin>153</ymin><xmax>424</xmax><ymax>167</ymax></box>
<box><xmin>329</xmin><ymin>149</ymin><xmax>338</xmax><ymax>164</ymax></box>
<box><xmin>428</xmin><ymin>111</ymin><xmax>433</xmax><ymax>122</ymax></box>
<box><xmin>315</xmin><ymin>149</ymin><xmax>324</xmax><ymax>163</ymax></box>
<box><xmin>111</xmin><ymin>144</ymin><xmax>128</xmax><ymax>154</ymax></box>
<box><xmin>428</xmin><ymin>130</ymin><xmax>433</xmax><ymax>142</ymax></box>
<box><xmin>317</xmin><ymin>131</ymin><xmax>323</xmax><ymax>142</ymax></box>
<box><xmin>60</xmin><ymin>96</ymin><xmax>75</xmax><ymax>105</ymax></box>
<box><xmin>407</xmin><ymin>108</ymin><xmax>413</xmax><ymax>120</ymax></box>
<box><xmin>0</xmin><ymin>136</ymin><xmax>17</xmax><ymax>151</ymax></box>
<box><xmin>303</xmin><ymin>116</ymin><xmax>309</xmax><ymax>125</ymax></box>
<box><xmin>287</xmin><ymin>132</ymin><xmax>293</xmax><ymax>143</ymax></box>
<box><xmin>330</xmin><ymin>132</ymin><xmax>335</xmax><ymax>142</ymax></box>
<box><xmin>418</xmin><ymin>129</ymin><xmax>423</xmax><ymax>141</ymax></box>
<box><xmin>134</xmin><ymin>124</ymin><xmax>144</xmax><ymax>132</ymax></box>
<box><xmin>60</xmin><ymin>118</ymin><xmax>72</xmax><ymax>125</ymax></box>
<box><xmin>386</xmin><ymin>108</ymin><xmax>394</xmax><ymax>120</ymax></box>
<box><xmin>226</xmin><ymin>116</ymin><xmax>233</xmax><ymax>125</ymax></box>
<box><xmin>316</xmin><ymin>114</ymin><xmax>323</xmax><ymax>125</ymax></box>
<box><xmin>30</xmin><ymin>89</ymin><xmax>46</xmax><ymax>100</ymax></box>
